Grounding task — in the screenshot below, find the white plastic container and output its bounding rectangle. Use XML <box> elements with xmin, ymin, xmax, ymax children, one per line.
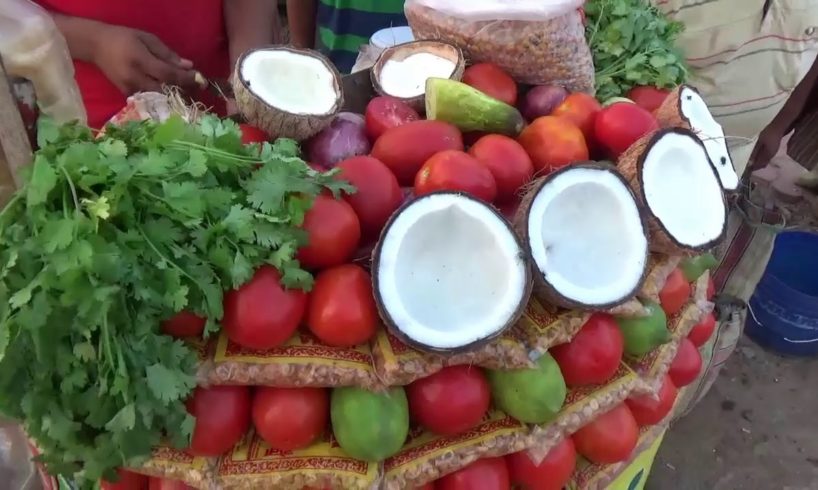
<box><xmin>370</xmin><ymin>26</ymin><xmax>415</xmax><ymax>49</ymax></box>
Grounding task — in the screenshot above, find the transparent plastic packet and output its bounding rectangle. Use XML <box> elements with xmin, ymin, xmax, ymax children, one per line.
<box><xmin>511</xmin><ymin>297</ymin><xmax>590</xmax><ymax>354</ymax></box>
<box><xmin>382</xmin><ymin>410</ymin><xmax>529</xmax><ymax>489</ymax></box>
<box><xmin>199</xmin><ymin>330</ymin><xmax>382</xmax><ymax>390</ymax></box>
<box><xmin>638</xmin><ymin>254</ymin><xmax>683</xmax><ymax>303</ymax></box>
<box><xmin>130</xmin><ymin>446</ymin><xmax>218</xmax><ymax>489</ymax></box>
<box><xmin>217</xmin><ymin>431</ymin><xmax>380</xmax><ymax>490</ymax></box>
<box><xmin>371</xmin><ymin>329</ymin><xmax>532</xmax><ymax>387</ymax></box>
<box><xmin>404</xmin><ymin>0</ymin><xmax>594</xmax><ymax>91</ymax></box>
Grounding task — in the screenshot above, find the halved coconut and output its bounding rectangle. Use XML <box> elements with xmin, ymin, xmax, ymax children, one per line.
<box><xmin>514</xmin><ymin>163</ymin><xmax>649</xmax><ymax>310</ymax></box>
<box><xmin>372</xmin><ymin>191</ymin><xmax>531</xmax><ymax>353</ymax></box>
<box><xmin>371</xmin><ymin>40</ymin><xmax>465</xmax><ymax>111</ymax></box>
<box><xmin>656</xmin><ymin>85</ymin><xmax>738</xmax><ymax>192</ymax></box>
<box><xmin>233</xmin><ymin>46</ymin><xmax>343</xmax><ymax>141</ymax></box>
<box><xmin>618</xmin><ymin>128</ymin><xmax>728</xmax><ymax>255</ymax></box>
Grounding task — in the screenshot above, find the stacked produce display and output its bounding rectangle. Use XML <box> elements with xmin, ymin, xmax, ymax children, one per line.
<box><xmin>0</xmin><ymin>2</ymin><xmax>736</xmax><ymax>489</ymax></box>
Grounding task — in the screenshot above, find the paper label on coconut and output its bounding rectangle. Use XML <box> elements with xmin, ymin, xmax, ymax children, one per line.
<box><xmin>383</xmin><ymin>410</ymin><xmax>525</xmax><ymax>476</ymax></box>
<box><xmin>213</xmin><ymin>330</ymin><xmax>373</xmax><ymax>369</ymax></box>
<box><xmin>218</xmin><ymin>431</ymin><xmax>378</xmax><ymax>487</ymax></box>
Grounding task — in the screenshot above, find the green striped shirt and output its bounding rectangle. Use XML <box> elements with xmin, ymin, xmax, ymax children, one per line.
<box><xmin>316</xmin><ymin>0</ymin><xmax>407</xmax><ymax>73</ymax></box>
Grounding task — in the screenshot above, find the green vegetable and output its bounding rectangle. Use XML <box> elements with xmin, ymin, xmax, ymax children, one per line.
<box><xmin>680</xmin><ymin>253</ymin><xmax>718</xmax><ymax>282</ymax></box>
<box><xmin>0</xmin><ymin>115</ymin><xmax>351</xmax><ymax>486</ymax></box>
<box><xmin>330</xmin><ymin>386</ymin><xmax>409</xmax><ymax>462</ymax></box>
<box><xmin>585</xmin><ymin>0</ymin><xmax>689</xmax><ymax>101</ymax></box>
<box><xmin>487</xmin><ymin>352</ymin><xmax>566</xmax><ymax>424</ymax></box>
<box><xmin>616</xmin><ymin>300</ymin><xmax>670</xmax><ymax>356</ymax></box>
<box><xmin>425</xmin><ymin>78</ymin><xmax>525</xmax><ymax>136</ymax></box>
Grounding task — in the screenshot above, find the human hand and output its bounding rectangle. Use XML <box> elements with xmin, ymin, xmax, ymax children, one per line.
<box><xmin>749</xmin><ymin>122</ymin><xmax>787</xmax><ymax>171</ymax></box>
<box><xmin>92</xmin><ymin>25</ymin><xmax>197</xmax><ymax>95</ymax></box>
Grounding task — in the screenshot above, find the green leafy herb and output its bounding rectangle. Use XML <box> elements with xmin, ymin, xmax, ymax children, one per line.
<box><xmin>585</xmin><ymin>0</ymin><xmax>689</xmax><ymax>101</ymax></box>
<box><xmin>0</xmin><ymin>115</ymin><xmax>352</xmax><ymax>486</ymax></box>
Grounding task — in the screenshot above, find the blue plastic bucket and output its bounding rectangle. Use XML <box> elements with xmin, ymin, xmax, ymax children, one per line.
<box><xmin>745</xmin><ymin>231</ymin><xmax>818</xmax><ymax>356</ymax></box>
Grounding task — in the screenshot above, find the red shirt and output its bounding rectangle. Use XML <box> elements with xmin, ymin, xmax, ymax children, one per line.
<box><xmin>37</xmin><ymin>0</ymin><xmax>230</xmax><ymax>128</ymax></box>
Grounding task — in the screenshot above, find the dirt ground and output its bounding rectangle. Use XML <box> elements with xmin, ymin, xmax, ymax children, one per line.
<box><xmin>647</xmin><ymin>336</ymin><xmax>818</xmax><ymax>490</ymax></box>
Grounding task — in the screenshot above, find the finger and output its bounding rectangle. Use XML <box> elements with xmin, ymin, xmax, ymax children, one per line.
<box><xmin>140</xmin><ymin>56</ymin><xmax>197</xmax><ymax>88</ymax></box>
<box><xmin>138</xmin><ymin>32</ymin><xmax>191</xmax><ymax>68</ymax></box>
<box><xmin>133</xmin><ymin>73</ymin><xmax>163</xmax><ymax>94</ymax></box>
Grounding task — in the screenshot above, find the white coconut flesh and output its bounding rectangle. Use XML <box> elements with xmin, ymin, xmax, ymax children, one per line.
<box><xmin>376</xmin><ymin>194</ymin><xmax>528</xmax><ymax>350</ymax></box>
<box><xmin>642</xmin><ymin>132</ymin><xmax>726</xmax><ymax>247</ymax></box>
<box><xmin>378</xmin><ymin>52</ymin><xmax>457</xmax><ymax>98</ymax></box>
<box><xmin>679</xmin><ymin>86</ymin><xmax>738</xmax><ymax>191</ymax></box>
<box><xmin>527</xmin><ymin>167</ymin><xmax>648</xmax><ymax>306</ymax></box>
<box><xmin>239</xmin><ymin>50</ymin><xmax>338</xmax><ymax>115</ymax></box>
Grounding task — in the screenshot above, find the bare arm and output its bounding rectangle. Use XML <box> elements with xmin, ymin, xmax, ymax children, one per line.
<box><xmin>49</xmin><ymin>13</ymin><xmax>105</xmax><ymax>64</ymax></box>
<box><xmin>286</xmin><ymin>0</ymin><xmax>317</xmax><ymax>49</ymax></box>
<box><xmin>225</xmin><ymin>0</ymin><xmax>280</xmax><ymax>71</ymax></box>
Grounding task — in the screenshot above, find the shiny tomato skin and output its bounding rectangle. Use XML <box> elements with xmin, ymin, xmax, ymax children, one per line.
<box><xmin>238</xmin><ymin>124</ymin><xmax>269</xmax><ymax>145</ymax></box>
<box><xmin>297</xmin><ymin>194</ymin><xmax>361</xmax><ymax>270</ymax></box>
<box><xmin>468</xmin><ymin>134</ymin><xmax>534</xmax><ymax>203</ymax></box>
<box><xmin>659</xmin><ymin>268</ymin><xmax>692</xmax><ymax>316</ymax></box>
<box><xmin>252</xmin><ymin>387</ymin><xmax>329</xmax><ymax>451</ymax></box>
<box><xmin>306</xmin><ymin>264</ymin><xmax>378</xmax><ymax>347</ymax></box>
<box><xmin>371</xmin><ymin>120</ymin><xmax>464</xmax><ymax>185</ymax></box>
<box><xmin>551</xmin><ymin>313</ymin><xmax>624</xmax><ymax>387</ymax></box>
<box><xmin>161</xmin><ymin>310</ymin><xmax>206</xmax><ymax>338</ymax></box>
<box><xmin>462</xmin><ymin>63</ymin><xmax>518</xmax><ymax>106</ymax></box>
<box><xmin>437</xmin><ymin>457</ymin><xmax>510</xmax><ymax>490</ymax></box>
<box><xmin>594</xmin><ymin>102</ymin><xmax>659</xmax><ymax>158</ymax></box>
<box><xmin>669</xmin><ymin>338</ymin><xmax>702</xmax><ymax>387</ymax></box>
<box><xmin>187</xmin><ymin>385</ymin><xmax>251</xmax><ymax>457</ymax></box>
<box><xmin>365</xmin><ymin>96</ymin><xmax>421</xmax><ymax>141</ymax></box>
<box><xmin>101</xmin><ymin>469</ymin><xmax>149</xmax><ymax>490</ymax></box>
<box><xmin>147</xmin><ymin>477</ymin><xmax>194</xmax><ymax>490</ymax></box>
<box><xmin>407</xmin><ymin>365</ymin><xmax>491</xmax><ymax>436</ymax></box>
<box><xmin>517</xmin><ymin>116</ymin><xmax>589</xmax><ymax>175</ymax></box>
<box><xmin>627</xmin><ymin>86</ymin><xmax>671</xmax><ymax>113</ymax></box>
<box><xmin>688</xmin><ymin>312</ymin><xmax>717</xmax><ymax>347</ymax></box>
<box><xmin>415</xmin><ymin>150</ymin><xmax>498</xmax><ymax>203</ymax></box>
<box><xmin>625</xmin><ymin>375</ymin><xmax>678</xmax><ymax>427</ymax></box>
<box><xmin>572</xmin><ymin>404</ymin><xmax>639</xmax><ymax>465</ymax></box>
<box><xmin>506</xmin><ymin>437</ymin><xmax>576</xmax><ymax>490</ymax></box>
<box><xmin>336</xmin><ymin>156</ymin><xmax>403</xmax><ymax>240</ymax></box>
<box><xmin>551</xmin><ymin>93</ymin><xmax>602</xmax><ymax>147</ymax></box>
<box><xmin>223</xmin><ymin>265</ymin><xmax>307</xmax><ymax>350</ymax></box>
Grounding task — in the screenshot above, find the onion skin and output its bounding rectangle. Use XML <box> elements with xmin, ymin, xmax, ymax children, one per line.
<box><xmin>306</xmin><ymin>112</ymin><xmax>371</xmax><ymax>169</ymax></box>
<box><xmin>520</xmin><ymin>86</ymin><xmax>569</xmax><ymax>122</ymax></box>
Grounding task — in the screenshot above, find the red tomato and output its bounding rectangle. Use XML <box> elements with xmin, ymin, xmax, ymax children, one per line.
<box><xmin>365</xmin><ymin>96</ymin><xmax>421</xmax><ymax>141</ymax></box>
<box><xmin>517</xmin><ymin>116</ymin><xmax>589</xmax><ymax>175</ymax></box>
<box><xmin>101</xmin><ymin>469</ymin><xmax>148</xmax><ymax>490</ymax></box>
<box><xmin>238</xmin><ymin>124</ymin><xmax>269</xmax><ymax>145</ymax></box>
<box><xmin>462</xmin><ymin>63</ymin><xmax>518</xmax><ymax>106</ymax></box>
<box><xmin>551</xmin><ymin>93</ymin><xmax>602</xmax><ymax>147</ymax></box>
<box><xmin>707</xmin><ymin>276</ymin><xmax>716</xmax><ymax>300</ymax></box>
<box><xmin>437</xmin><ymin>457</ymin><xmax>510</xmax><ymax>490</ymax></box>
<box><xmin>468</xmin><ymin>134</ymin><xmax>534</xmax><ymax>203</ymax></box>
<box><xmin>572</xmin><ymin>404</ymin><xmax>639</xmax><ymax>464</ymax></box>
<box><xmin>506</xmin><ymin>437</ymin><xmax>576</xmax><ymax>490</ymax></box>
<box><xmin>625</xmin><ymin>375</ymin><xmax>678</xmax><ymax>427</ymax></box>
<box><xmin>407</xmin><ymin>366</ymin><xmax>491</xmax><ymax>436</ymax></box>
<box><xmin>415</xmin><ymin>150</ymin><xmax>498</xmax><ymax>202</ymax></box>
<box><xmin>371</xmin><ymin>120</ymin><xmax>464</xmax><ymax>185</ymax></box>
<box><xmin>336</xmin><ymin>156</ymin><xmax>403</xmax><ymax>240</ymax></box>
<box><xmin>306</xmin><ymin>264</ymin><xmax>378</xmax><ymax>346</ymax></box>
<box><xmin>551</xmin><ymin>313</ymin><xmax>624</xmax><ymax>386</ymax></box>
<box><xmin>252</xmin><ymin>387</ymin><xmax>328</xmax><ymax>451</ymax></box>
<box><xmin>688</xmin><ymin>312</ymin><xmax>717</xmax><ymax>347</ymax></box>
<box><xmin>627</xmin><ymin>86</ymin><xmax>671</xmax><ymax>113</ymax></box>
<box><xmin>161</xmin><ymin>310</ymin><xmax>206</xmax><ymax>338</ymax></box>
<box><xmin>223</xmin><ymin>265</ymin><xmax>307</xmax><ymax>350</ymax></box>
<box><xmin>669</xmin><ymin>338</ymin><xmax>703</xmax><ymax>387</ymax></box>
<box><xmin>297</xmin><ymin>194</ymin><xmax>361</xmax><ymax>270</ymax></box>
<box><xmin>148</xmin><ymin>477</ymin><xmax>194</xmax><ymax>490</ymax></box>
<box><xmin>659</xmin><ymin>268</ymin><xmax>691</xmax><ymax>316</ymax></box>
<box><xmin>594</xmin><ymin>102</ymin><xmax>659</xmax><ymax>158</ymax></box>
<box><xmin>187</xmin><ymin>385</ymin><xmax>251</xmax><ymax>457</ymax></box>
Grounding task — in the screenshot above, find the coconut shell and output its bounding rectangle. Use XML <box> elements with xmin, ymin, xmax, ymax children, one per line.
<box><xmin>371</xmin><ymin>191</ymin><xmax>533</xmax><ymax>355</ymax></box>
<box><xmin>513</xmin><ymin>162</ymin><xmax>650</xmax><ymax>311</ymax></box>
<box><xmin>618</xmin><ymin>128</ymin><xmax>728</xmax><ymax>255</ymax></box>
<box><xmin>371</xmin><ymin>40</ymin><xmax>465</xmax><ymax>112</ymax></box>
<box><xmin>232</xmin><ymin>46</ymin><xmax>343</xmax><ymax>142</ymax></box>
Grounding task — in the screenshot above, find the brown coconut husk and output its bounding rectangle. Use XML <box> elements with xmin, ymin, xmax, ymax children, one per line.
<box><xmin>618</xmin><ymin>128</ymin><xmax>728</xmax><ymax>256</ymax></box>
<box><xmin>513</xmin><ymin>162</ymin><xmax>650</xmax><ymax>311</ymax></box>
<box><xmin>371</xmin><ymin>191</ymin><xmax>533</xmax><ymax>355</ymax></box>
<box><xmin>232</xmin><ymin>46</ymin><xmax>343</xmax><ymax>141</ymax></box>
<box><xmin>371</xmin><ymin>40</ymin><xmax>465</xmax><ymax>112</ymax></box>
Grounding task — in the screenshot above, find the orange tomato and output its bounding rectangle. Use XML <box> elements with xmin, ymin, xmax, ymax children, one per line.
<box><xmin>518</xmin><ymin>116</ymin><xmax>589</xmax><ymax>175</ymax></box>
<box><xmin>551</xmin><ymin>93</ymin><xmax>602</xmax><ymax>147</ymax></box>
<box><xmin>468</xmin><ymin>134</ymin><xmax>534</xmax><ymax>204</ymax></box>
<box><xmin>415</xmin><ymin>150</ymin><xmax>498</xmax><ymax>203</ymax></box>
